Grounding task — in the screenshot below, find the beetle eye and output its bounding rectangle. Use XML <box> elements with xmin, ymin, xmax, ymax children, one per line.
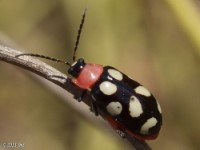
<box><xmin>68</xmin><ymin>58</ymin><xmax>85</xmax><ymax>77</ymax></box>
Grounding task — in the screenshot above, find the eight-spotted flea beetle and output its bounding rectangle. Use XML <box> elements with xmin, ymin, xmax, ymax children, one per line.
<box><xmin>17</xmin><ymin>8</ymin><xmax>162</xmax><ymax>140</ymax></box>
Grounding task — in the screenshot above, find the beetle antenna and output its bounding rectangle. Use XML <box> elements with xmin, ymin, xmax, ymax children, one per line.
<box><xmin>16</xmin><ymin>53</ymin><xmax>71</xmax><ymax>66</ymax></box>
<box><xmin>73</xmin><ymin>8</ymin><xmax>87</xmax><ymax>62</ymax></box>
<box><xmin>15</xmin><ymin>9</ymin><xmax>87</xmax><ymax>66</ymax></box>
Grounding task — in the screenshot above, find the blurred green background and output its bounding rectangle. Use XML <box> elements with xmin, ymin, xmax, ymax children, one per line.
<box><xmin>0</xmin><ymin>0</ymin><xmax>200</xmax><ymax>150</ymax></box>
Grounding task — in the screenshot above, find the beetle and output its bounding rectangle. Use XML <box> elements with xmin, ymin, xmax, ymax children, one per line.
<box><xmin>16</xmin><ymin>8</ymin><xmax>162</xmax><ymax>140</ymax></box>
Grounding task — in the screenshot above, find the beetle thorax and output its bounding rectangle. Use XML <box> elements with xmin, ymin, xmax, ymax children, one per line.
<box><xmin>73</xmin><ymin>64</ymin><xmax>103</xmax><ymax>89</ymax></box>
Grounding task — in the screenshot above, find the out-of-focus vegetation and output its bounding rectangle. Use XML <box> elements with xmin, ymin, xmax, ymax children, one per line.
<box><xmin>0</xmin><ymin>0</ymin><xmax>200</xmax><ymax>150</ymax></box>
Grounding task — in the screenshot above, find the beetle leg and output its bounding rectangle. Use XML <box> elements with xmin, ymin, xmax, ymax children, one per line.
<box><xmin>74</xmin><ymin>90</ymin><xmax>99</xmax><ymax>116</ymax></box>
<box><xmin>74</xmin><ymin>90</ymin><xmax>87</xmax><ymax>102</ymax></box>
<box><xmin>104</xmin><ymin>116</ymin><xmax>127</xmax><ymax>138</ymax></box>
<box><xmin>116</xmin><ymin>130</ymin><xmax>126</xmax><ymax>138</ymax></box>
<box><xmin>90</xmin><ymin>101</ymin><xmax>99</xmax><ymax>116</ymax></box>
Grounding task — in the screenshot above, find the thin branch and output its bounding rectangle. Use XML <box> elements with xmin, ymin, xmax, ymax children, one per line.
<box><xmin>0</xmin><ymin>44</ymin><xmax>152</xmax><ymax>150</ymax></box>
<box><xmin>0</xmin><ymin>44</ymin><xmax>87</xmax><ymax>104</ymax></box>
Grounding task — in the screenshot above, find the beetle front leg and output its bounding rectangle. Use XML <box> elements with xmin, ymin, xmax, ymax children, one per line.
<box><xmin>90</xmin><ymin>101</ymin><xmax>99</xmax><ymax>116</ymax></box>
<box><xmin>74</xmin><ymin>90</ymin><xmax>87</xmax><ymax>102</ymax></box>
<box><xmin>74</xmin><ymin>90</ymin><xmax>99</xmax><ymax>116</ymax></box>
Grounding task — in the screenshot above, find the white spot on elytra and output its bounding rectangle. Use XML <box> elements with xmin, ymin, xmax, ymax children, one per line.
<box><xmin>135</xmin><ymin>86</ymin><xmax>151</xmax><ymax>97</ymax></box>
<box><xmin>157</xmin><ymin>101</ymin><xmax>162</xmax><ymax>114</ymax></box>
<box><xmin>140</xmin><ymin>117</ymin><xmax>158</xmax><ymax>135</ymax></box>
<box><xmin>108</xmin><ymin>69</ymin><xmax>123</xmax><ymax>80</ymax></box>
<box><xmin>129</xmin><ymin>96</ymin><xmax>143</xmax><ymax>117</ymax></box>
<box><xmin>99</xmin><ymin>81</ymin><xmax>117</xmax><ymax>95</ymax></box>
<box><xmin>106</xmin><ymin>102</ymin><xmax>122</xmax><ymax>116</ymax></box>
